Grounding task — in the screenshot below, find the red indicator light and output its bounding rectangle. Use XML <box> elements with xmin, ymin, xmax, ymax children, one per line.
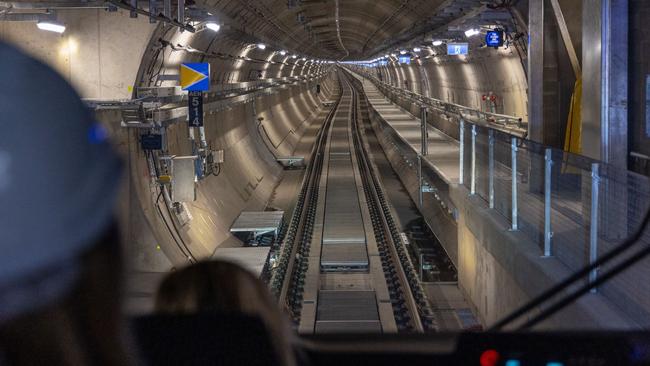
<box><xmin>480</xmin><ymin>349</ymin><xmax>500</xmax><ymax>366</ymax></box>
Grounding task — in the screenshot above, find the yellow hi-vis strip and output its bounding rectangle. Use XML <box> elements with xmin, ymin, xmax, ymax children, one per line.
<box><xmin>562</xmin><ymin>77</ymin><xmax>583</xmax><ymax>174</ymax></box>
<box><xmin>180</xmin><ymin>64</ymin><xmax>208</xmax><ymax>89</ymax></box>
<box><xmin>564</xmin><ymin>77</ymin><xmax>582</xmax><ymax>155</ymax></box>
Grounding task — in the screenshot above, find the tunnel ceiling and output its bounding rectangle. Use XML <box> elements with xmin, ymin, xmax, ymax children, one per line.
<box><xmin>1</xmin><ymin>0</ymin><xmax>519</xmax><ymax>60</ymax></box>
<box><xmin>200</xmin><ymin>0</ymin><xmax>509</xmax><ymax>60</ymax></box>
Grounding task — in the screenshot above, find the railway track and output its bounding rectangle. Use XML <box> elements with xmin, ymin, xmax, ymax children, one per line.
<box><xmin>271</xmin><ymin>68</ymin><xmax>436</xmax><ymax>333</ymax></box>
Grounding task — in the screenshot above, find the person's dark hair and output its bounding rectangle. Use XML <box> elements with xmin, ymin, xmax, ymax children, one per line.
<box><xmin>0</xmin><ymin>221</ymin><xmax>134</xmax><ymax>366</ymax></box>
<box><xmin>155</xmin><ymin>260</ymin><xmax>296</xmax><ymax>366</ymax></box>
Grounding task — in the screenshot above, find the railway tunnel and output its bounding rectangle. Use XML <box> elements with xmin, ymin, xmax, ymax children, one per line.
<box><xmin>3</xmin><ymin>0</ymin><xmax>650</xmax><ymax>364</ymax></box>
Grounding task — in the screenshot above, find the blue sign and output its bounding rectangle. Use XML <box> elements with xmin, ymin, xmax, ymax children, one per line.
<box><xmin>486</xmin><ymin>30</ymin><xmax>504</xmax><ymax>48</ymax></box>
<box><xmin>447</xmin><ymin>43</ymin><xmax>469</xmax><ymax>55</ymax></box>
<box><xmin>180</xmin><ymin>63</ymin><xmax>210</xmax><ymax>92</ymax></box>
<box><xmin>188</xmin><ymin>91</ymin><xmax>204</xmax><ymax>127</ymax></box>
<box><xmin>398</xmin><ymin>55</ymin><xmax>411</xmax><ymax>64</ymax></box>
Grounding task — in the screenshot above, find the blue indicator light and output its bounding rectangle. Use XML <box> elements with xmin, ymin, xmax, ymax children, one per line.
<box><xmin>505</xmin><ymin>360</ymin><xmax>521</xmax><ymax>366</ymax></box>
<box><xmin>546</xmin><ymin>362</ymin><xmax>564</xmax><ymax>366</ymax></box>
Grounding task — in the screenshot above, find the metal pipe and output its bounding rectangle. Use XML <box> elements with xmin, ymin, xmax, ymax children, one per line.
<box><xmin>177</xmin><ymin>0</ymin><xmax>184</xmax><ymax>22</ymax></box>
<box><xmin>163</xmin><ymin>0</ymin><xmax>171</xmax><ymax>20</ymax></box>
<box><xmin>488</xmin><ymin>129</ymin><xmax>495</xmax><ymax>208</ymax></box>
<box><xmin>148</xmin><ymin>0</ymin><xmax>155</xmax><ymax>23</ymax></box>
<box><xmin>511</xmin><ymin>137</ymin><xmax>518</xmax><ymax>231</ymax></box>
<box><xmin>417</xmin><ymin>154</ymin><xmax>423</xmax><ymax>208</ymax></box>
<box><xmin>589</xmin><ymin>163</ymin><xmax>600</xmax><ymax>292</ymax></box>
<box><xmin>459</xmin><ymin>119</ymin><xmax>465</xmax><ymax>185</ymax></box>
<box><xmin>129</xmin><ymin>0</ymin><xmax>137</xmax><ymax>18</ymax></box>
<box><xmin>420</xmin><ymin>106</ymin><xmax>428</xmax><ymax>156</ymax></box>
<box><xmin>544</xmin><ymin>148</ymin><xmax>553</xmax><ymax>256</ymax></box>
<box><xmin>107</xmin><ymin>0</ymin><xmax>194</xmax><ymax>32</ymax></box>
<box><xmin>470</xmin><ymin>124</ymin><xmax>477</xmax><ymax>195</ymax></box>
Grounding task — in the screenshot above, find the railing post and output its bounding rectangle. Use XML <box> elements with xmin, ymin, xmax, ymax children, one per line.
<box><xmin>459</xmin><ymin>119</ymin><xmax>465</xmax><ymax>185</ymax></box>
<box><xmin>470</xmin><ymin>124</ymin><xmax>477</xmax><ymax>195</ymax></box>
<box><xmin>417</xmin><ymin>154</ymin><xmax>423</xmax><ymax>208</ymax></box>
<box><xmin>589</xmin><ymin>163</ymin><xmax>600</xmax><ymax>293</ymax></box>
<box><xmin>488</xmin><ymin>129</ymin><xmax>495</xmax><ymax>208</ymax></box>
<box><xmin>420</xmin><ymin>106</ymin><xmax>428</xmax><ymax>156</ymax></box>
<box><xmin>511</xmin><ymin>137</ymin><xmax>518</xmax><ymax>231</ymax></box>
<box><xmin>544</xmin><ymin>148</ymin><xmax>553</xmax><ymax>257</ymax></box>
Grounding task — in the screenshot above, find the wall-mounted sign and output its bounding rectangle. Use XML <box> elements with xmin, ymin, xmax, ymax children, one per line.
<box><xmin>486</xmin><ymin>30</ymin><xmax>504</xmax><ymax>48</ymax></box>
<box><xmin>188</xmin><ymin>91</ymin><xmax>204</xmax><ymax>127</ymax></box>
<box><xmin>398</xmin><ymin>55</ymin><xmax>411</xmax><ymax>64</ymax></box>
<box><xmin>447</xmin><ymin>43</ymin><xmax>469</xmax><ymax>56</ymax></box>
<box><xmin>180</xmin><ymin>63</ymin><xmax>210</xmax><ymax>91</ymax></box>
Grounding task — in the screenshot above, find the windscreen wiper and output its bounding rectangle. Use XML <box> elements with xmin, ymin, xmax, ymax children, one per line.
<box><xmin>489</xmin><ymin>206</ymin><xmax>650</xmax><ymax>331</ymax></box>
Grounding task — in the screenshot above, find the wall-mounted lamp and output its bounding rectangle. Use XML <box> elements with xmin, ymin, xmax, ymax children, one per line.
<box><xmin>205</xmin><ymin>22</ymin><xmax>221</xmax><ymax>32</ymax></box>
<box><xmin>465</xmin><ymin>28</ymin><xmax>480</xmax><ymax>38</ymax></box>
<box><xmin>37</xmin><ymin>20</ymin><xmax>65</xmax><ymax>33</ymax></box>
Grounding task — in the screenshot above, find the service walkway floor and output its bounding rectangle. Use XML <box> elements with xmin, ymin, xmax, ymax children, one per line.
<box><xmin>348</xmin><ymin>71</ymin><xmax>645</xmax><ymax>328</ymax></box>
<box><xmin>349</xmin><ymin>73</ymin><xmax>460</xmax><ymax>185</ymax></box>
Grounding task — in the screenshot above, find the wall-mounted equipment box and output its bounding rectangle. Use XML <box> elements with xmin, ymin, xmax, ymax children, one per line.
<box><xmin>160</xmin><ymin>155</ymin><xmax>198</xmax><ymax>203</ymax></box>
<box><xmin>141</xmin><ymin>134</ymin><xmax>163</xmax><ymax>150</ymax></box>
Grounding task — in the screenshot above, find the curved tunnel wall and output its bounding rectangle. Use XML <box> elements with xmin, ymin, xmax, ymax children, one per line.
<box><xmin>94</xmin><ymin>24</ymin><xmax>338</xmax><ymax>271</ymax></box>
<box><xmin>372</xmin><ymin>47</ymin><xmax>528</xmax><ymax>120</ymax></box>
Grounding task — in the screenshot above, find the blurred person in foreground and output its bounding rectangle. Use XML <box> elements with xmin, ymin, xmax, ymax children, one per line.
<box><xmin>155</xmin><ymin>260</ymin><xmax>297</xmax><ymax>366</ymax></box>
<box><xmin>0</xmin><ymin>41</ymin><xmax>129</xmax><ymax>365</ymax></box>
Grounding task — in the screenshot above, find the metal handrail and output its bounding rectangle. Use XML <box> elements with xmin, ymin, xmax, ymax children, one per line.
<box><xmin>354</xmin><ymin>69</ymin><xmax>528</xmax><ymax>137</ymax></box>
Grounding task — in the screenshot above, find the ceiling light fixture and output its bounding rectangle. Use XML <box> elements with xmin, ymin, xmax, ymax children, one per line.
<box><xmin>205</xmin><ymin>22</ymin><xmax>221</xmax><ymax>32</ymax></box>
<box><xmin>37</xmin><ymin>20</ymin><xmax>66</xmax><ymax>34</ymax></box>
<box><xmin>465</xmin><ymin>28</ymin><xmax>480</xmax><ymax>38</ymax></box>
<box><xmin>399</xmin><ymin>50</ymin><xmax>407</xmax><ymax>55</ymax></box>
<box><xmin>413</xmin><ymin>47</ymin><xmax>421</xmax><ymax>52</ymax></box>
<box><xmin>257</xmin><ymin>43</ymin><xmax>267</xmax><ymax>50</ymax></box>
<box><xmin>279</xmin><ymin>50</ymin><xmax>287</xmax><ymax>56</ymax></box>
<box><xmin>432</xmin><ymin>40</ymin><xmax>443</xmax><ymax>46</ymax></box>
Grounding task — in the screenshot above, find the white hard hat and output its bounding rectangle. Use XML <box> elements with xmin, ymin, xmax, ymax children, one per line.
<box><xmin>0</xmin><ymin>41</ymin><xmax>122</xmax><ymax>320</ymax></box>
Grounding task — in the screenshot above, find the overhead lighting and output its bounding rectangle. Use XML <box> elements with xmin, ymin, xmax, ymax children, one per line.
<box><xmin>399</xmin><ymin>50</ymin><xmax>407</xmax><ymax>55</ymax></box>
<box><xmin>205</xmin><ymin>22</ymin><xmax>221</xmax><ymax>32</ymax></box>
<box><xmin>257</xmin><ymin>43</ymin><xmax>267</xmax><ymax>50</ymax></box>
<box><xmin>432</xmin><ymin>40</ymin><xmax>443</xmax><ymax>46</ymax></box>
<box><xmin>384</xmin><ymin>54</ymin><xmax>389</xmax><ymax>58</ymax></box>
<box><xmin>292</xmin><ymin>54</ymin><xmax>298</xmax><ymax>59</ymax></box>
<box><xmin>37</xmin><ymin>20</ymin><xmax>65</xmax><ymax>34</ymax></box>
<box><xmin>390</xmin><ymin>53</ymin><xmax>397</xmax><ymax>58</ymax></box>
<box><xmin>279</xmin><ymin>50</ymin><xmax>287</xmax><ymax>56</ymax></box>
<box><xmin>301</xmin><ymin>57</ymin><xmax>306</xmax><ymax>61</ymax></box>
<box><xmin>413</xmin><ymin>47</ymin><xmax>421</xmax><ymax>52</ymax></box>
<box><xmin>465</xmin><ymin>28</ymin><xmax>480</xmax><ymax>38</ymax></box>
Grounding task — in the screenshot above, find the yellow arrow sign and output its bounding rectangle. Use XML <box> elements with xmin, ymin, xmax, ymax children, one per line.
<box><xmin>180</xmin><ymin>63</ymin><xmax>209</xmax><ymax>90</ymax></box>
